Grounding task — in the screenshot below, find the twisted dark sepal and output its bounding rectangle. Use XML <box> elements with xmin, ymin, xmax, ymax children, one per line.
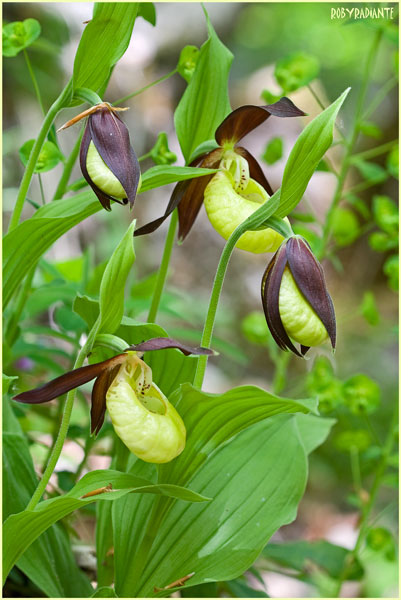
<box><xmin>80</xmin><ymin>108</ymin><xmax>140</xmax><ymax>211</ymax></box>
<box><xmin>13</xmin><ymin>355</ymin><xmax>127</xmax><ymax>405</ymax></box>
<box><xmin>134</xmin><ymin>149</ymin><xmax>222</xmax><ymax>241</ymax></box>
<box><xmin>286</xmin><ymin>237</ymin><xmax>336</xmax><ymax>351</ymax></box>
<box><xmin>126</xmin><ymin>337</ymin><xmax>217</xmax><ymax>357</ymax></box>
<box><xmin>261</xmin><ymin>244</ymin><xmax>303</xmax><ymax>357</ymax></box>
<box><xmin>215</xmin><ymin>97</ymin><xmax>306</xmax><ymax>145</ymax></box>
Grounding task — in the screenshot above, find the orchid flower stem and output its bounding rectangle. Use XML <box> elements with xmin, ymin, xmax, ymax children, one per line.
<box><xmin>53</xmin><ymin>127</ymin><xmax>84</xmax><ymax>200</ymax></box>
<box><xmin>318</xmin><ymin>29</ymin><xmax>383</xmax><ymax>260</ymax></box>
<box><xmin>23</xmin><ymin>49</ymin><xmax>45</xmax><ymax>115</ymax></box>
<box><xmin>114</xmin><ymin>68</ymin><xmax>178</xmax><ymax>105</ymax></box>
<box><xmin>8</xmin><ymin>80</ymin><xmax>73</xmax><ymax>232</ymax></box>
<box><xmin>26</xmin><ymin>333</ymin><xmax>94</xmax><ymax>511</ymax></box>
<box><xmin>194</xmin><ymin>191</ymin><xmax>282</xmax><ymax>389</ymax></box>
<box><xmin>147</xmin><ymin>209</ymin><xmax>178</xmax><ymax>323</ymax></box>
<box><xmin>194</xmin><ymin>229</ymin><xmax>245</xmax><ymax>389</ymax></box>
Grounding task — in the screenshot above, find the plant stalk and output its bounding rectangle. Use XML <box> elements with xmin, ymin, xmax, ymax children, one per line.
<box><xmin>52</xmin><ymin>128</ymin><xmax>84</xmax><ymax>200</ymax></box>
<box><xmin>25</xmin><ymin>331</ymin><xmax>95</xmax><ymax>510</ymax></box>
<box><xmin>318</xmin><ymin>29</ymin><xmax>383</xmax><ymax>259</ymax></box>
<box><xmin>8</xmin><ymin>80</ymin><xmax>73</xmax><ymax>232</ymax></box>
<box><xmin>147</xmin><ymin>209</ymin><xmax>178</xmax><ymax>323</ymax></box>
<box><xmin>114</xmin><ymin>69</ymin><xmax>177</xmax><ymax>105</ymax></box>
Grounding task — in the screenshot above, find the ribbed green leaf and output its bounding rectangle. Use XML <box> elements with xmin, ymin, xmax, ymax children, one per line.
<box><xmin>116</xmin><ymin>385</ymin><xmax>317</xmax><ymax>596</ymax></box>
<box><xmin>174</xmin><ymin>8</ymin><xmax>233</xmax><ymax>162</ymax></box>
<box><xmin>3</xmin><ymin>191</ymin><xmax>100</xmax><ymax>309</ymax></box>
<box><xmin>123</xmin><ymin>415</ymin><xmax>308</xmax><ymax>596</ymax></box>
<box><xmin>140</xmin><ymin>165</ymin><xmax>217</xmax><ymax>193</ymax></box>
<box><xmin>3</xmin><ymin>469</ymin><xmax>209</xmax><ymax>582</ymax></box>
<box><xmin>275</xmin><ymin>88</ymin><xmax>350</xmax><ymax>218</ymax></box>
<box><xmin>3</xmin><ymin>432</ymin><xmax>93</xmax><ymax>598</ymax></box>
<box><xmin>73</xmin><ymin>3</ymin><xmax>139</xmax><ymax>94</ymax></box>
<box><xmin>97</xmin><ymin>220</ymin><xmax>136</xmax><ymax>334</ymax></box>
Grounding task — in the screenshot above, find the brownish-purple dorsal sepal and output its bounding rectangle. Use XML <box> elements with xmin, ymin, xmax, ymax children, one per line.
<box><xmin>236</xmin><ymin>147</ymin><xmax>274</xmax><ymax>196</ymax></box>
<box><xmin>89</xmin><ymin>108</ymin><xmax>140</xmax><ymax>208</ymax></box>
<box><xmin>125</xmin><ymin>337</ymin><xmax>216</xmax><ymax>356</ymax></box>
<box><xmin>13</xmin><ymin>354</ymin><xmax>127</xmax><ymax>405</ymax></box>
<box><xmin>215</xmin><ymin>98</ymin><xmax>305</xmax><ymax>145</ymax></box>
<box><xmin>286</xmin><ymin>237</ymin><xmax>336</xmax><ymax>349</ymax></box>
<box><xmin>261</xmin><ymin>245</ymin><xmax>303</xmax><ymax>357</ymax></box>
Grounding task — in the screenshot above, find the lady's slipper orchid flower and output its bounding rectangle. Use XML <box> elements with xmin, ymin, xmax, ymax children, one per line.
<box><xmin>135</xmin><ymin>97</ymin><xmax>304</xmax><ymax>240</ymax></box>
<box><xmin>59</xmin><ymin>102</ymin><xmax>141</xmax><ymax>211</ymax></box>
<box><xmin>261</xmin><ymin>236</ymin><xmax>336</xmax><ymax>357</ymax></box>
<box><xmin>14</xmin><ymin>338</ymin><xmax>215</xmax><ymax>464</ymax></box>
<box><xmin>204</xmin><ymin>167</ymin><xmax>290</xmax><ymax>254</ymax></box>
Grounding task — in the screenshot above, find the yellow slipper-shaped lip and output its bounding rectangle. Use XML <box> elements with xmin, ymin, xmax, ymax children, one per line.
<box><xmin>204</xmin><ymin>170</ymin><xmax>288</xmax><ymax>254</ymax></box>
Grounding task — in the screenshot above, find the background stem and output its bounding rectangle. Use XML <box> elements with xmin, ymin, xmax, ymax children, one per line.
<box><xmin>147</xmin><ymin>210</ymin><xmax>178</xmax><ymax>323</ymax></box>
<box><xmin>52</xmin><ymin>128</ymin><xmax>84</xmax><ymax>200</ymax></box>
<box><xmin>318</xmin><ymin>30</ymin><xmax>383</xmax><ymax>259</ymax></box>
<box><xmin>8</xmin><ymin>81</ymin><xmax>73</xmax><ymax>232</ymax></box>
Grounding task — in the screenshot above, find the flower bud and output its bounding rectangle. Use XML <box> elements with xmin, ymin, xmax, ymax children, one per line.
<box><xmin>79</xmin><ymin>103</ymin><xmax>141</xmax><ymax>211</ymax></box>
<box><xmin>204</xmin><ymin>169</ymin><xmax>288</xmax><ymax>254</ymax></box>
<box><xmin>106</xmin><ymin>354</ymin><xmax>186</xmax><ymax>463</ymax></box>
<box><xmin>262</xmin><ymin>236</ymin><xmax>336</xmax><ymax>356</ymax></box>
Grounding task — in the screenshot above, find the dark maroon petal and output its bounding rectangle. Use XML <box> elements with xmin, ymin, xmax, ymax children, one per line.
<box><xmin>91</xmin><ymin>364</ymin><xmax>121</xmax><ymax>435</ymax></box>
<box><xmin>301</xmin><ymin>345</ymin><xmax>310</xmax><ymax>356</ymax></box>
<box><xmin>235</xmin><ymin>147</ymin><xmax>274</xmax><ymax>196</ymax></box>
<box><xmin>286</xmin><ymin>237</ymin><xmax>336</xmax><ymax>349</ymax></box>
<box><xmin>13</xmin><ymin>354</ymin><xmax>127</xmax><ymax>405</ymax></box>
<box><xmin>215</xmin><ymin>98</ymin><xmax>305</xmax><ymax>145</ymax></box>
<box><xmin>134</xmin><ymin>150</ymin><xmax>222</xmax><ymax>240</ymax></box>
<box><xmin>261</xmin><ymin>245</ymin><xmax>303</xmax><ymax>357</ymax></box>
<box><xmin>178</xmin><ymin>149</ymin><xmax>222</xmax><ymax>241</ymax></box>
<box><xmin>89</xmin><ymin>108</ymin><xmax>140</xmax><ymax>208</ymax></box>
<box><xmin>125</xmin><ymin>338</ymin><xmax>216</xmax><ymax>356</ymax></box>
<box><xmin>134</xmin><ymin>180</ymin><xmax>182</xmax><ymax>237</ymax></box>
<box><xmin>80</xmin><ymin>123</ymin><xmax>120</xmax><ymax>211</ymax></box>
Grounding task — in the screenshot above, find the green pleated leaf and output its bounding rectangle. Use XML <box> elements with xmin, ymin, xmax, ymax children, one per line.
<box><xmin>145</xmin><ymin>349</ymin><xmax>197</xmax><ymax>397</ymax></box>
<box><xmin>73</xmin><ymin>3</ymin><xmax>139</xmax><ymax>95</ymax></box>
<box><xmin>140</xmin><ymin>165</ymin><xmax>217</xmax><ymax>192</ymax></box>
<box><xmin>91</xmin><ymin>587</ymin><xmax>119</xmax><ymax>598</ymax></box>
<box><xmin>261</xmin><ymin>539</ymin><xmax>363</xmax><ymax>581</ymax></box>
<box><xmin>3</xmin><ymin>191</ymin><xmax>100</xmax><ymax>309</ymax></box>
<box><xmin>19</xmin><ymin>139</ymin><xmax>63</xmax><ymax>173</ymax></box>
<box><xmin>97</xmin><ymin>220</ymin><xmax>136</xmax><ymax>334</ymax></box>
<box><xmin>275</xmin><ymin>88</ymin><xmax>350</xmax><ymax>218</ymax></box>
<box><xmin>121</xmin><ymin>415</ymin><xmax>311</xmax><ymax>596</ymax></box>
<box><xmin>174</xmin><ymin>8</ymin><xmax>233</xmax><ymax>162</ymax></box>
<box><xmin>115</xmin><ymin>385</ymin><xmax>317</xmax><ymax>596</ymax></box>
<box><xmin>3</xmin><ymin>432</ymin><xmax>93</xmax><ymax>597</ymax></box>
<box><xmin>3</xmin><ymin>469</ymin><xmax>209</xmax><ymax>582</ymax></box>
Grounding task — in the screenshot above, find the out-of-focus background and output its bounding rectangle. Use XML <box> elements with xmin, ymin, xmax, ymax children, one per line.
<box><xmin>3</xmin><ymin>3</ymin><xmax>398</xmax><ymax>597</ymax></box>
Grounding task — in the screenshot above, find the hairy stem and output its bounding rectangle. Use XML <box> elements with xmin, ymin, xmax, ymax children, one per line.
<box><xmin>147</xmin><ymin>210</ymin><xmax>178</xmax><ymax>323</ymax></box>
<box><xmin>8</xmin><ymin>80</ymin><xmax>73</xmax><ymax>232</ymax></box>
